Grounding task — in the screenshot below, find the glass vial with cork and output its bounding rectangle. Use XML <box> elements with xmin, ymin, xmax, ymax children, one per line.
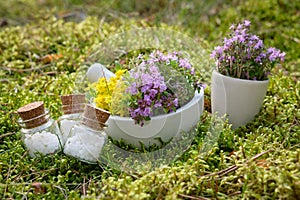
<box><xmin>63</xmin><ymin>104</ymin><xmax>110</xmax><ymax>164</ymax></box>
<box><xmin>17</xmin><ymin>101</ymin><xmax>62</xmax><ymax>157</ymax></box>
<box><xmin>57</xmin><ymin>94</ymin><xmax>86</xmax><ymax>146</ymax></box>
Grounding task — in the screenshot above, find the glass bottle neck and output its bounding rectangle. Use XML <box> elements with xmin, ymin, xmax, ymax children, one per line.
<box><xmin>20</xmin><ymin>119</ymin><xmax>54</xmax><ymax>134</ymax></box>
<box><xmin>80</xmin><ymin>116</ymin><xmax>106</xmax><ymax>132</ymax></box>
<box><xmin>18</xmin><ymin>109</ymin><xmax>51</xmax><ymax>130</ymax></box>
<box><xmin>60</xmin><ymin>113</ymin><xmax>82</xmax><ymax>120</ymax></box>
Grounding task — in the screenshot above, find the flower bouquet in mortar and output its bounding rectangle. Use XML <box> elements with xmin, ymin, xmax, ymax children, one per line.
<box><xmin>210</xmin><ymin>20</ymin><xmax>286</xmax><ymax>128</ymax></box>
<box><xmin>89</xmin><ymin>50</ymin><xmax>205</xmax><ymax>148</ymax></box>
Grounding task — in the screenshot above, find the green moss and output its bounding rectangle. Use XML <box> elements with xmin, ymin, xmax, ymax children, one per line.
<box><xmin>0</xmin><ymin>0</ymin><xmax>299</xmax><ymax>199</ymax></box>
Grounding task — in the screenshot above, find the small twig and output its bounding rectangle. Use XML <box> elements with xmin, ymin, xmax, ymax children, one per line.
<box><xmin>14</xmin><ymin>167</ymin><xmax>58</xmax><ymax>182</ymax></box>
<box><xmin>10</xmin><ymin>151</ymin><xmax>28</xmax><ymax>176</ymax></box>
<box><xmin>241</xmin><ymin>146</ymin><xmax>246</xmax><ymax>159</ymax></box>
<box><xmin>248</xmin><ymin>149</ymin><xmax>274</xmax><ymax>162</ymax></box>
<box><xmin>178</xmin><ymin>193</ymin><xmax>210</xmax><ymax>200</ymax></box>
<box><xmin>98</xmin><ymin>16</ymin><xmax>106</xmax><ymax>31</ymax></box>
<box><xmin>0</xmin><ymin>79</ymin><xmax>10</xmax><ymax>83</ymax></box>
<box><xmin>0</xmin><ymin>132</ymin><xmax>16</xmax><ymax>140</ymax></box>
<box><xmin>42</xmin><ymin>71</ymin><xmax>59</xmax><ymax>76</ymax></box>
<box><xmin>288</xmin><ymin>143</ymin><xmax>300</xmax><ymax>150</ymax></box>
<box><xmin>218</xmin><ymin>165</ymin><xmax>239</xmax><ymax>177</ymax></box>
<box><xmin>293</xmin><ymin>116</ymin><xmax>299</xmax><ymax>126</ymax></box>
<box><xmin>220</xmin><ymin>148</ymin><xmax>274</xmax><ymax>177</ymax></box>
<box><xmin>198</xmin><ymin>149</ymin><xmax>274</xmax><ymax>179</ymax></box>
<box><xmin>3</xmin><ymin>159</ymin><xmax>12</xmax><ymax>199</ymax></box>
<box><xmin>228</xmin><ymin>191</ymin><xmax>242</xmax><ymax>196</ymax></box>
<box><xmin>201</xmin><ymin>165</ymin><xmax>237</xmax><ymax>178</ymax></box>
<box><xmin>2</xmin><ymin>64</ymin><xmax>51</xmax><ymax>73</ymax></box>
<box><xmin>102</xmin><ymin>68</ymin><xmax>111</xmax><ymax>96</ymax></box>
<box><xmin>82</xmin><ymin>177</ymin><xmax>86</xmax><ymax>196</ymax></box>
<box><xmin>53</xmin><ymin>185</ymin><xmax>68</xmax><ymax>199</ymax></box>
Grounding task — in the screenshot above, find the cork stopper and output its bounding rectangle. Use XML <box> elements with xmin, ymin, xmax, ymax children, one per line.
<box><xmin>17</xmin><ymin>101</ymin><xmax>48</xmax><ymax>129</ymax></box>
<box><xmin>60</xmin><ymin>94</ymin><xmax>86</xmax><ymax>114</ymax></box>
<box><xmin>81</xmin><ymin>104</ymin><xmax>110</xmax><ymax>130</ymax></box>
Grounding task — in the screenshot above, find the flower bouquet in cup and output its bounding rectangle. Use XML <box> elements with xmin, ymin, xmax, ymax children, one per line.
<box><xmin>210</xmin><ymin>20</ymin><xmax>286</xmax><ymax>128</ymax></box>
<box><xmin>211</xmin><ymin>20</ymin><xmax>285</xmax><ymax>80</ymax></box>
<box><xmin>91</xmin><ymin>50</ymin><xmax>205</xmax><ymax>147</ymax></box>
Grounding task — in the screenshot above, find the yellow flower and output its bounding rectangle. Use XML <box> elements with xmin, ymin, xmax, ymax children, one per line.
<box><xmin>94</xmin><ymin>69</ymin><xmax>127</xmax><ymax>112</ymax></box>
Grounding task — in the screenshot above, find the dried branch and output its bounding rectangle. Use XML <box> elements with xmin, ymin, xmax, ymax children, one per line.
<box><xmin>0</xmin><ymin>132</ymin><xmax>16</xmax><ymax>139</ymax></box>
<box><xmin>198</xmin><ymin>149</ymin><xmax>274</xmax><ymax>179</ymax></box>
<box><xmin>178</xmin><ymin>193</ymin><xmax>210</xmax><ymax>200</ymax></box>
<box><xmin>2</xmin><ymin>64</ymin><xmax>51</xmax><ymax>73</ymax></box>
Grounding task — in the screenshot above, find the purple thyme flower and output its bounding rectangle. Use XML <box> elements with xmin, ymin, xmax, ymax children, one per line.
<box><xmin>211</xmin><ymin>20</ymin><xmax>286</xmax><ymax>80</ymax></box>
<box><xmin>127</xmin><ymin>50</ymin><xmax>203</xmax><ymax>126</ymax></box>
<box><xmin>267</xmin><ymin>47</ymin><xmax>276</xmax><ymax>54</ymax></box>
<box><xmin>211</xmin><ymin>46</ymin><xmax>223</xmax><ymax>58</ymax></box>
<box><xmin>255</xmin><ymin>56</ymin><xmax>262</xmax><ymax>63</ymax></box>
<box><xmin>250</xmin><ymin>35</ymin><xmax>259</xmax><ymax>41</ymax></box>
<box><xmin>141</xmin><ymin>84</ymin><xmax>151</xmax><ymax>93</ymax></box>
<box><xmin>154</xmin><ymin>100</ymin><xmax>162</xmax><ymax>108</ymax></box>
<box><xmin>143</xmin><ymin>107</ymin><xmax>151</xmax><ymax>117</ymax></box>
<box><xmin>279</xmin><ymin>52</ymin><xmax>286</xmax><ymax>62</ymax></box>
<box><xmin>254</xmin><ymin>39</ymin><xmax>264</xmax><ymax>49</ymax></box>
<box><xmin>165</xmin><ymin>53</ymin><xmax>178</xmax><ymax>62</ymax></box>
<box><xmin>237</xmin><ymin>35</ymin><xmax>246</xmax><ymax>43</ymax></box>
<box><xmin>237</xmin><ymin>23</ymin><xmax>243</xmax><ymax>30</ymax></box>
<box><xmin>143</xmin><ymin>94</ymin><xmax>152</xmax><ymax>105</ymax></box>
<box><xmin>244</xmin><ymin>20</ymin><xmax>251</xmax><ymax>27</ymax></box>
<box><xmin>173</xmin><ymin>98</ymin><xmax>178</xmax><ymax>107</ymax></box>
<box><xmin>223</xmin><ymin>37</ymin><xmax>232</xmax><ymax>50</ymax></box>
<box><xmin>149</xmin><ymin>89</ymin><xmax>158</xmax><ymax>98</ymax></box>
<box><xmin>127</xmin><ymin>82</ymin><xmax>138</xmax><ymax>95</ymax></box>
<box><xmin>179</xmin><ymin>58</ymin><xmax>192</xmax><ymax>69</ymax></box>
<box><xmin>210</xmin><ymin>50</ymin><xmax>217</xmax><ymax>58</ymax></box>
<box><xmin>267</xmin><ymin>47</ymin><xmax>281</xmax><ymax>62</ymax></box>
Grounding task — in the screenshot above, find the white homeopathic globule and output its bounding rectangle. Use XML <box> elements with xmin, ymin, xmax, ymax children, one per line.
<box><xmin>24</xmin><ymin>131</ymin><xmax>61</xmax><ymax>157</ymax></box>
<box><xmin>63</xmin><ymin>123</ymin><xmax>106</xmax><ymax>164</ymax></box>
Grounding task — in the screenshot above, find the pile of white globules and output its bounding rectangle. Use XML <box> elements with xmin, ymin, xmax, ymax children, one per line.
<box><xmin>24</xmin><ymin>130</ymin><xmax>61</xmax><ymax>157</ymax></box>
<box><xmin>63</xmin><ymin>125</ymin><xmax>106</xmax><ymax>164</ymax></box>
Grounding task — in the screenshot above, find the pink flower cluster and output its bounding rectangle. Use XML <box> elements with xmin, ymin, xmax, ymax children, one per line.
<box><xmin>211</xmin><ymin>20</ymin><xmax>286</xmax><ymax>80</ymax></box>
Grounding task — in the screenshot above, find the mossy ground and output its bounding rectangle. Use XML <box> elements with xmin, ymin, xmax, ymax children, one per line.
<box><xmin>0</xmin><ymin>0</ymin><xmax>299</xmax><ymax>199</ymax></box>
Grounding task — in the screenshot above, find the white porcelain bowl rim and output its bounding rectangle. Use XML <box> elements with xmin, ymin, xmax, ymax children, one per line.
<box><xmin>108</xmin><ymin>88</ymin><xmax>204</xmax><ymax>121</ymax></box>
<box><xmin>212</xmin><ymin>70</ymin><xmax>269</xmax><ymax>84</ymax></box>
<box><xmin>106</xmin><ymin>88</ymin><xmax>204</xmax><ymax>139</ymax></box>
